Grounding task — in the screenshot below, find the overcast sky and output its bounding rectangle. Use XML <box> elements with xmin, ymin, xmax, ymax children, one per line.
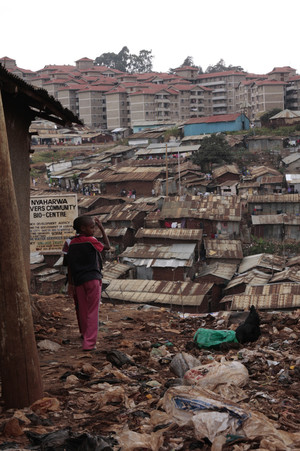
<box><xmin>2</xmin><ymin>0</ymin><xmax>299</xmax><ymax>75</ymax></box>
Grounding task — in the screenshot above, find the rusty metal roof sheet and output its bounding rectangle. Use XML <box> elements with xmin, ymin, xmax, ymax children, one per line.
<box><xmin>120</xmin><ymin>243</ymin><xmax>196</xmax><ymax>261</ymax></box>
<box><xmin>269</xmin><ymin>266</ymin><xmax>300</xmax><ymax>283</ymax></box>
<box><xmin>135</xmin><ymin>228</ymin><xmax>203</xmax><ymax>241</ymax></box>
<box><xmin>247</xmin><ymin>166</ymin><xmax>281</xmax><ymax>178</ymax></box>
<box><xmin>161</xmin><ymin>195</ymin><xmax>241</xmax><ymax>221</ymax></box>
<box><xmin>247</xmin><ymin>193</ymin><xmax>300</xmax><ymax>203</ymax></box>
<box><xmin>212</xmin><ymin>164</ymin><xmax>240</xmax><ymax>178</ymax></box>
<box><xmin>104</xmin><ymin>227</ymin><xmax>128</xmax><ymax>237</ymax></box>
<box><xmin>78</xmin><ymin>196</ymin><xmax>101</xmax><ymax>208</ymax></box>
<box><xmin>101</xmin><ymin>170</ymin><xmax>162</xmax><ymax>183</ymax></box>
<box><xmin>260</xmin><ymin>176</ymin><xmax>283</xmax><ymax>184</ymax></box>
<box><xmin>238</xmin><ymin>253</ymin><xmax>286</xmax><ymax>273</ymax></box>
<box><xmin>246</xmin><ymin>282</ymin><xmax>300</xmax><ymax>296</ymax></box>
<box><xmin>102</xmin><ymin>262</ymin><xmax>131</xmax><ymax>284</ymax></box>
<box><xmin>221</xmin><ymin>292</ymin><xmax>300</xmax><ymax>310</ymax></box>
<box><xmin>287</xmin><ymin>256</ymin><xmax>300</xmax><ymax>267</ymax></box>
<box><xmin>102</xmin><ymin>279</ymin><xmax>214</xmax><ymax>306</ymax></box>
<box><xmin>196</xmin><ymin>262</ymin><xmax>237</xmax><ymax>280</ymax></box>
<box><xmin>252</xmin><ymin>214</ymin><xmax>300</xmax><ymax>225</ymax></box>
<box><xmin>204</xmin><ymin>239</ymin><xmax>243</xmax><ymax>259</ymax></box>
<box><xmin>225</xmin><ymin>269</ymin><xmax>271</xmax><ymax>290</ymax></box>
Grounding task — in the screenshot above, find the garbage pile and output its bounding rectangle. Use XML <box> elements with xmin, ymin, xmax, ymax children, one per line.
<box><xmin>0</xmin><ymin>296</ymin><xmax>300</xmax><ymax>450</ymax></box>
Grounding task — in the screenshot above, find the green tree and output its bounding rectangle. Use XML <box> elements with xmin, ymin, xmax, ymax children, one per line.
<box><xmin>191</xmin><ymin>134</ymin><xmax>234</xmax><ymax>172</ymax></box>
<box><xmin>128</xmin><ymin>49</ymin><xmax>153</xmax><ymax>73</ymax></box>
<box><xmin>260</xmin><ymin>108</ymin><xmax>282</xmax><ymax>127</ymax></box>
<box><xmin>182</xmin><ymin>56</ymin><xmax>194</xmax><ymax>67</ymax></box>
<box><xmin>95</xmin><ymin>47</ymin><xmax>153</xmax><ymax>73</ymax></box>
<box><xmin>205</xmin><ymin>59</ymin><xmax>244</xmax><ymax>73</ymax></box>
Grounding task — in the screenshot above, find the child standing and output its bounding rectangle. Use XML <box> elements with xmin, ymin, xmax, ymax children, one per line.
<box><xmin>67</xmin><ymin>216</ymin><xmax>110</xmax><ymax>351</ymax></box>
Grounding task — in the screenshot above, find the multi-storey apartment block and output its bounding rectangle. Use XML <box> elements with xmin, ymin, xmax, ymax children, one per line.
<box><xmin>1</xmin><ymin>56</ymin><xmax>299</xmax><ymax>130</ymax></box>
<box><xmin>195</xmin><ymin>71</ymin><xmax>247</xmax><ymax>115</ymax></box>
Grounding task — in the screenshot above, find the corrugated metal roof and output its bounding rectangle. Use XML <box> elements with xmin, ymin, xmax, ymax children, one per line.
<box><xmin>204</xmin><ymin>239</ymin><xmax>243</xmax><ymax>259</ymax></box>
<box><xmin>196</xmin><ymin>262</ymin><xmax>237</xmax><ymax>280</ymax></box>
<box><xmin>104</xmin><ymin>227</ymin><xmax>128</xmax><ymax>237</ymax></box>
<box><xmin>282</xmin><ymin>153</ymin><xmax>300</xmax><ymax>165</ymax></box>
<box><xmin>102</xmin><ymin>262</ymin><xmax>131</xmax><ymax>284</ymax></box>
<box><xmin>102</xmin><ymin>279</ymin><xmax>213</xmax><ymax>306</ymax></box>
<box><xmin>287</xmin><ymin>256</ymin><xmax>300</xmax><ymax>267</ymax></box>
<box><xmin>212</xmin><ymin>164</ymin><xmax>240</xmax><ymax>178</ymax></box>
<box><xmin>270</xmin><ymin>266</ymin><xmax>300</xmax><ymax>283</ymax></box>
<box><xmin>101</xmin><ymin>170</ymin><xmax>162</xmax><ymax>183</ymax></box>
<box><xmin>248</xmin><ymin>193</ymin><xmax>300</xmax><ymax>203</ymax></box>
<box><xmin>221</xmin><ymin>293</ymin><xmax>300</xmax><ymax>310</ymax></box>
<box><xmin>246</xmin><ymin>166</ymin><xmax>281</xmax><ymax>179</ymax></box>
<box><xmin>161</xmin><ymin>195</ymin><xmax>241</xmax><ymax>221</ymax></box>
<box><xmin>246</xmin><ymin>282</ymin><xmax>300</xmax><ymax>296</ymax></box>
<box><xmin>260</xmin><ymin>176</ymin><xmax>283</xmax><ymax>184</ymax></box>
<box><xmin>225</xmin><ymin>269</ymin><xmax>271</xmax><ymax>290</ymax></box>
<box><xmin>135</xmin><ymin>228</ymin><xmax>203</xmax><ymax>241</ymax></box>
<box><xmin>238</xmin><ymin>253</ymin><xmax>286</xmax><ymax>273</ymax></box>
<box><xmin>120</xmin><ymin>243</ymin><xmax>196</xmax><ymax>261</ymax></box>
<box><xmin>252</xmin><ymin>214</ymin><xmax>300</xmax><ymax>225</ymax></box>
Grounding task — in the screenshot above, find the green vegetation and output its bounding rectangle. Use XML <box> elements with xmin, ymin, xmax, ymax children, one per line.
<box><xmin>94</xmin><ymin>46</ymin><xmax>153</xmax><ymax>73</ymax></box>
<box><xmin>244</xmin><ymin>236</ymin><xmax>300</xmax><ymax>256</ymax></box>
<box><xmin>191</xmin><ymin>134</ymin><xmax>234</xmax><ymax>172</ymax></box>
<box><xmin>164</xmin><ymin>127</ymin><xmax>181</xmax><ymax>142</ymax></box>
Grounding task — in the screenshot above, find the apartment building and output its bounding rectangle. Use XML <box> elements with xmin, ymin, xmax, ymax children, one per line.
<box><xmin>2</xmin><ymin>55</ymin><xmax>300</xmax><ymax>131</ymax></box>
<box><xmin>106</xmin><ymin>86</ymin><xmax>130</xmax><ymax>129</ymax></box>
<box><xmin>267</xmin><ymin>66</ymin><xmax>297</xmax><ymax>82</ymax></box>
<box><xmin>77</xmin><ymin>85</ymin><xmax>111</xmax><ymax>129</ymax></box>
<box><xmin>285</xmin><ymin>75</ymin><xmax>300</xmax><ymax>111</ymax></box>
<box><xmin>173</xmin><ymin>65</ymin><xmax>200</xmax><ymax>83</ymax></box>
<box><xmin>196</xmin><ymin>71</ymin><xmax>247</xmax><ymax>115</ymax></box>
<box><xmin>57</xmin><ymin>84</ymin><xmax>87</xmax><ymax>117</ymax></box>
<box><xmin>236</xmin><ymin>80</ymin><xmax>286</xmax><ymax>121</ymax></box>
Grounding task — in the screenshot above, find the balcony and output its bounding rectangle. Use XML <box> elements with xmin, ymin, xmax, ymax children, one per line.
<box><xmin>213</xmin><ymin>96</ymin><xmax>227</xmax><ymax>101</ymax></box>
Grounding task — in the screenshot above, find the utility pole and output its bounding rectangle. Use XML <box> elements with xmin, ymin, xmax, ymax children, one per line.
<box><xmin>0</xmin><ymin>90</ymin><xmax>43</xmax><ymax>408</ymax></box>
<box><xmin>165</xmin><ymin>143</ymin><xmax>168</xmax><ymax>196</ymax></box>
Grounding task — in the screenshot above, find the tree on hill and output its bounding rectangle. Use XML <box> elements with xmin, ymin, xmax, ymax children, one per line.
<box><xmin>191</xmin><ymin>134</ymin><xmax>234</xmax><ymax>172</ymax></box>
<box><xmin>168</xmin><ymin>56</ymin><xmax>203</xmax><ymax>74</ymax></box>
<box><xmin>205</xmin><ymin>59</ymin><xmax>244</xmax><ymax>73</ymax></box>
<box><xmin>94</xmin><ymin>47</ymin><xmax>153</xmax><ymax>73</ymax></box>
<box><xmin>127</xmin><ymin>49</ymin><xmax>153</xmax><ymax>73</ymax></box>
<box><xmin>260</xmin><ymin>108</ymin><xmax>282</xmax><ymax>127</ymax></box>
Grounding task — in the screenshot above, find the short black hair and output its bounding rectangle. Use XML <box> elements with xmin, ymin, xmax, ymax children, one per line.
<box><xmin>73</xmin><ymin>216</ymin><xmax>93</xmax><ymax>233</ymax></box>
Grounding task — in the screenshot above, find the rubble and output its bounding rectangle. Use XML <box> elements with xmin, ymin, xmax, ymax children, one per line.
<box><xmin>0</xmin><ymin>294</ymin><xmax>300</xmax><ymax>450</ymax></box>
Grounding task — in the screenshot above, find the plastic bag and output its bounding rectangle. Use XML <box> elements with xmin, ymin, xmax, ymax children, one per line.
<box><xmin>184</xmin><ymin>359</ymin><xmax>249</xmax><ymax>390</ymax></box>
<box><xmin>170</xmin><ymin>352</ymin><xmax>201</xmax><ymax>377</ymax></box>
<box><xmin>160</xmin><ymin>385</ymin><xmax>250</xmax><ymax>443</ymax></box>
<box><xmin>193</xmin><ymin>328</ymin><xmax>238</xmax><ymax>348</ymax></box>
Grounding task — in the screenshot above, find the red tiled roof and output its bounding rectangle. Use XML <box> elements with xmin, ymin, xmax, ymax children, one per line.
<box><xmin>288</xmin><ymin>75</ymin><xmax>300</xmax><ymax>82</ymax></box>
<box><xmin>267</xmin><ymin>66</ymin><xmax>296</xmax><ymax>74</ymax></box>
<box><xmin>75</xmin><ymin>57</ymin><xmax>93</xmax><ymax>62</ymax></box>
<box><xmin>185</xmin><ymin>113</ymin><xmax>242</xmax><ymax>125</ymax></box>
<box><xmin>44</xmin><ymin>79</ymin><xmax>69</xmax><ymax>85</ymax></box>
<box><xmin>106</xmin><ymin>86</ymin><xmax>127</xmax><ymax>94</ymax></box>
<box><xmin>255</xmin><ymin>79</ymin><xmax>287</xmax><ymax>86</ymax></box>
<box><xmin>77</xmin><ymin>85</ymin><xmax>112</xmax><ymax>93</ymax></box>
<box><xmin>197</xmin><ymin>71</ymin><xmax>246</xmax><ymax>79</ymax></box>
<box><xmin>175</xmin><ymin>66</ymin><xmax>199</xmax><ymax>71</ymax></box>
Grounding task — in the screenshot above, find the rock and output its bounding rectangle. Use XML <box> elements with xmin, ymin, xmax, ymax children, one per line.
<box><xmin>38</xmin><ymin>339</ymin><xmax>61</xmax><ymax>352</ymax></box>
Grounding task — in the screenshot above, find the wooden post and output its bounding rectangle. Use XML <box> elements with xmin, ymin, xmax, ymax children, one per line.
<box><xmin>165</xmin><ymin>143</ymin><xmax>168</xmax><ymax>196</ymax></box>
<box><xmin>0</xmin><ymin>90</ymin><xmax>43</xmax><ymax>408</ymax></box>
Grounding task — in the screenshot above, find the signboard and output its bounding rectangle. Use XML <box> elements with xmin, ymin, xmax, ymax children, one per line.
<box><xmin>30</xmin><ymin>194</ymin><xmax>78</xmax><ymax>252</ymax></box>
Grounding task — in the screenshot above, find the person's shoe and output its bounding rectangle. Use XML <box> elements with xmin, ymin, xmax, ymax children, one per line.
<box><xmin>82</xmin><ymin>346</ymin><xmax>96</xmax><ymax>351</ymax></box>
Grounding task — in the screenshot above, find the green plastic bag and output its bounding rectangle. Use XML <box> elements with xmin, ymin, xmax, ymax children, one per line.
<box><xmin>193</xmin><ymin>328</ymin><xmax>238</xmax><ymax>348</ymax></box>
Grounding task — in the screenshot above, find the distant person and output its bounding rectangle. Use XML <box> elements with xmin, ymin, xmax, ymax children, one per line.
<box><xmin>67</xmin><ymin>216</ymin><xmax>110</xmax><ymax>351</ymax></box>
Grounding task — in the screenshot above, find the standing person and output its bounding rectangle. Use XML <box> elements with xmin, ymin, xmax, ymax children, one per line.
<box><xmin>67</xmin><ymin>216</ymin><xmax>110</xmax><ymax>351</ymax></box>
